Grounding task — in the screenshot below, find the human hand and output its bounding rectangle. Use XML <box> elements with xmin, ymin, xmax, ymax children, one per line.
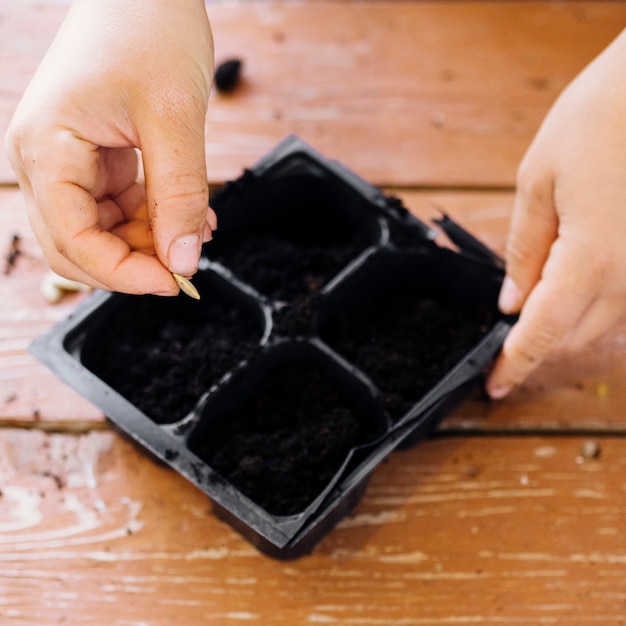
<box><xmin>5</xmin><ymin>0</ymin><xmax>216</xmax><ymax>295</ymax></box>
<box><xmin>486</xmin><ymin>29</ymin><xmax>626</xmax><ymax>398</ymax></box>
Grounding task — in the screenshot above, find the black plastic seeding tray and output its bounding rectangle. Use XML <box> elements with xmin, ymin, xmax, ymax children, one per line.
<box><xmin>30</xmin><ymin>136</ymin><xmax>512</xmax><ymax>559</ymax></box>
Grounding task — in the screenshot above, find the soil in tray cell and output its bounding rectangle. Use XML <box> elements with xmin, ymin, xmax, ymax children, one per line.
<box><xmin>207</xmin><ymin>229</ymin><xmax>370</xmax><ymax>302</ymax></box>
<box><xmin>192</xmin><ymin>361</ymin><xmax>385</xmax><ymax>516</ymax></box>
<box><xmin>205</xmin><ymin>181</ymin><xmax>372</xmax><ymax>303</ymax></box>
<box><xmin>321</xmin><ymin>289</ymin><xmax>495</xmax><ymax>421</ymax></box>
<box><xmin>83</xmin><ymin>295</ymin><xmax>262</xmax><ymax>424</ymax></box>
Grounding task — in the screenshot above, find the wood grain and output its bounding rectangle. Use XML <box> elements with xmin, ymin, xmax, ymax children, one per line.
<box><xmin>0</xmin><ymin>189</ymin><xmax>100</xmax><ymax>427</ymax></box>
<box><xmin>1</xmin><ymin>429</ymin><xmax>626</xmax><ymax>624</ymax></box>
<box><xmin>2</xmin><ymin>2</ymin><xmax>625</xmax><ymax>186</ymax></box>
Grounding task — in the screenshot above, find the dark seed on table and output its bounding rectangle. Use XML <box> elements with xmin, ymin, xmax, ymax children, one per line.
<box><xmin>215</xmin><ymin>59</ymin><xmax>242</xmax><ymax>92</ymax></box>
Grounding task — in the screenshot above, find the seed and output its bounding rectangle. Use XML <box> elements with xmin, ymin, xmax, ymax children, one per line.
<box><xmin>214</xmin><ymin>58</ymin><xmax>242</xmax><ymax>92</ymax></box>
<box><xmin>41</xmin><ymin>278</ymin><xmax>63</xmax><ymax>304</ymax></box>
<box><xmin>172</xmin><ymin>273</ymin><xmax>201</xmax><ymax>300</ymax></box>
<box><xmin>580</xmin><ymin>440</ymin><xmax>601</xmax><ymax>460</ymax></box>
<box><xmin>40</xmin><ymin>270</ymin><xmax>92</xmax><ymax>304</ymax></box>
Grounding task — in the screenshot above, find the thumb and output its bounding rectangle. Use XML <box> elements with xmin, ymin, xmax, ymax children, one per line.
<box><xmin>141</xmin><ymin>105</ymin><xmax>213</xmax><ymax>277</ymax></box>
<box><xmin>498</xmin><ymin>168</ymin><xmax>558</xmax><ymax>315</ymax></box>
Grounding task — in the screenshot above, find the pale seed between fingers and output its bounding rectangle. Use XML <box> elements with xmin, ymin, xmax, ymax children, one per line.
<box><xmin>172</xmin><ymin>273</ymin><xmax>201</xmax><ymax>300</ymax></box>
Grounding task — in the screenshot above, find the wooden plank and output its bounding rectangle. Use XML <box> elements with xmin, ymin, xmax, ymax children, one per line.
<box><xmin>0</xmin><ymin>188</ymin><xmax>101</xmax><ymax>426</ymax></box>
<box><xmin>4</xmin><ymin>186</ymin><xmax>626</xmax><ymax>432</ymax></box>
<box><xmin>1</xmin><ymin>428</ymin><xmax>626</xmax><ymax>624</ymax></box>
<box><xmin>2</xmin><ymin>2</ymin><xmax>625</xmax><ymax>187</ymax></box>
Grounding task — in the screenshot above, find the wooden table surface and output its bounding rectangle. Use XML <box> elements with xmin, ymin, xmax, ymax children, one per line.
<box><xmin>2</xmin><ymin>2</ymin><xmax>626</xmax><ymax>624</ymax></box>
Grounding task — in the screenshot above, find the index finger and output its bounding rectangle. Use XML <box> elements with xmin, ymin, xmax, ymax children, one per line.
<box><xmin>486</xmin><ymin>238</ymin><xmax>597</xmax><ymax>398</ymax></box>
<box><xmin>37</xmin><ymin>179</ymin><xmax>177</xmax><ymax>294</ymax></box>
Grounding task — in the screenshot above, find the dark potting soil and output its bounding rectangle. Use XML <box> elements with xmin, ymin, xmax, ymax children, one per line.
<box><xmin>4</xmin><ymin>233</ymin><xmax>22</xmax><ymax>275</ymax></box>
<box><xmin>193</xmin><ymin>362</ymin><xmax>384</xmax><ymax>516</ymax></box>
<box><xmin>321</xmin><ymin>289</ymin><xmax>494</xmax><ymax>420</ymax></box>
<box><xmin>82</xmin><ymin>295</ymin><xmax>262</xmax><ymax>424</ymax></box>
<box><xmin>205</xmin><ymin>227</ymin><xmax>370</xmax><ymax>302</ymax></box>
<box><xmin>272</xmin><ymin>294</ymin><xmax>321</xmax><ymax>337</ymax></box>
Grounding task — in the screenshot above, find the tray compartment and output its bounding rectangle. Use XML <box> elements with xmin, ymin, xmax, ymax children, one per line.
<box><xmin>205</xmin><ymin>151</ymin><xmax>387</xmax><ymax>302</ymax></box>
<box><xmin>77</xmin><ymin>267</ymin><xmax>268</xmax><ymax>425</ymax></box>
<box><xmin>318</xmin><ymin>246</ymin><xmax>503</xmax><ymax>423</ymax></box>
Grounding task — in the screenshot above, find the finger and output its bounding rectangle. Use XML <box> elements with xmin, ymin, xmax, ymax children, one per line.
<box><xmin>112</xmin><ymin>181</ymin><xmax>148</xmax><ymax>222</ymax></box>
<box><xmin>486</xmin><ymin>239</ymin><xmax>597</xmax><ymax>398</ymax></box>
<box><xmin>37</xmin><ymin>179</ymin><xmax>177</xmax><ymax>295</ymax></box>
<box><xmin>97</xmin><ymin>196</ymin><xmax>125</xmax><ymax>232</ymax></box>
<box><xmin>110</xmin><ymin>219</ymin><xmax>154</xmax><ymax>252</ymax></box>
<box><xmin>14</xmin><ymin>176</ymin><xmax>109</xmax><ymax>289</ymax></box>
<box><xmin>24</xmin><ymin>194</ymin><xmax>114</xmax><ymax>290</ymax></box>
<box><xmin>99</xmin><ymin>182</ymin><xmax>149</xmax><ymax>235</ymax></box>
<box><xmin>97</xmin><ymin>187</ymin><xmax>153</xmax><ymax>253</ymax></box>
<box><xmin>139</xmin><ymin>95</ymin><xmax>213</xmax><ymax>277</ymax></box>
<box><xmin>109</xmin><ymin>186</ymin><xmax>220</xmax><ymax>275</ymax></box>
<box><xmin>207</xmin><ymin>205</ymin><xmax>218</xmax><ymax>231</ymax></box>
<box><xmin>499</xmin><ymin>164</ymin><xmax>559</xmax><ymax>314</ymax></box>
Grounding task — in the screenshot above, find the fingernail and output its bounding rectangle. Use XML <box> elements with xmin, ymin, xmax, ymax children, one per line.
<box><xmin>498</xmin><ymin>276</ymin><xmax>523</xmax><ymax>314</ymax></box>
<box><xmin>487</xmin><ymin>383</ymin><xmax>513</xmax><ymax>400</ymax></box>
<box><xmin>168</xmin><ymin>235</ymin><xmax>201</xmax><ymax>276</ymax></box>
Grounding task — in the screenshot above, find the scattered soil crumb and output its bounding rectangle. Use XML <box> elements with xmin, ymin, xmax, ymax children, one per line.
<box><xmin>4</xmin><ymin>233</ymin><xmax>22</xmax><ymax>275</ymax></box>
<box><xmin>215</xmin><ymin>58</ymin><xmax>243</xmax><ymax>93</ymax></box>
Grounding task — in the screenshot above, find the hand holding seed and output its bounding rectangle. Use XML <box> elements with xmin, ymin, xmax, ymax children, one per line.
<box><xmin>5</xmin><ymin>0</ymin><xmax>216</xmax><ymax>296</ymax></box>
